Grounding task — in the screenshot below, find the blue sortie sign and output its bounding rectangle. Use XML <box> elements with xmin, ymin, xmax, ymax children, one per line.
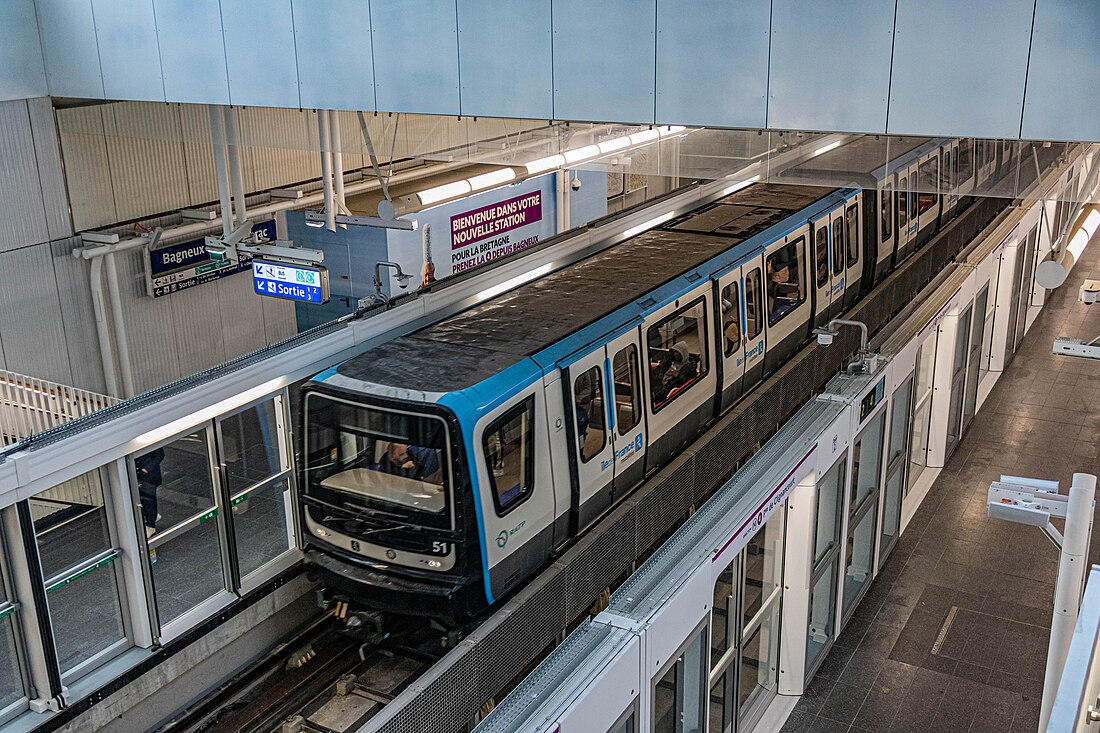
<box><xmin>252</xmin><ymin>260</ymin><xmax>330</xmax><ymax>304</ymax></box>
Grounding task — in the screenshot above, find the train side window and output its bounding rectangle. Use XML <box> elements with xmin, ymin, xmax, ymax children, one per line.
<box><xmin>959</xmin><ymin>140</ymin><xmax>972</xmax><ymax>182</ymax></box>
<box><xmin>832</xmin><ymin>218</ymin><xmax>845</xmax><ymax>276</ymax></box>
<box><xmin>918</xmin><ymin>159</ymin><xmax>937</xmax><ymax>213</ymax></box>
<box><xmin>880</xmin><ymin>184</ymin><xmax>892</xmax><ymax>242</ymax></box>
<box><xmin>646</xmin><ymin>298</ymin><xmax>709</xmax><ymax>413</ymax></box>
<box><xmin>613</xmin><ymin>345</ymin><xmax>640</xmax><ymax>435</ymax></box>
<box><xmin>721</xmin><ymin>282</ymin><xmax>741</xmax><ymax>355</ymax></box>
<box><xmin>814</xmin><ymin>226</ymin><xmax>829</xmax><ymax>287</ymax></box>
<box><xmin>745</xmin><ymin>268</ymin><xmax>763</xmax><ymax>340</ymax></box>
<box><xmin>765</xmin><ymin>238</ymin><xmax>806</xmax><ymax>326</ymax></box>
<box><xmin>845</xmin><ymin>204</ymin><xmax>859</xmax><ymax>267</ymax></box>
<box><xmin>897</xmin><ymin>176</ymin><xmax>909</xmax><ymax>229</ymax></box>
<box><xmin>944</xmin><ymin>149</ymin><xmax>953</xmax><ymax>190</ymax></box>
<box><xmin>483</xmin><ymin>397</ymin><xmax>536</xmax><ymax>514</ymax></box>
<box><xmin>573</xmin><ymin>367</ymin><xmax>607</xmax><ymax>463</ymax></box>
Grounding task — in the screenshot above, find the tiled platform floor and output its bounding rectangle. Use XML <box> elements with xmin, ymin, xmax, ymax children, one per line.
<box><xmin>783</xmin><ymin>239</ymin><xmax>1100</xmax><ymax>733</ymax></box>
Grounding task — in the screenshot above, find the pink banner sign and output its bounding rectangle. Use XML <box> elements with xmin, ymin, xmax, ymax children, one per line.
<box><xmin>450</xmin><ymin>191</ymin><xmax>543</xmax><ymax>250</ymax></box>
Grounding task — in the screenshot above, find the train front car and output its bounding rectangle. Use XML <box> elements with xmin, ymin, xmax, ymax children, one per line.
<box><xmin>299</xmin><ymin>367</ymin><xmax>484</xmax><ymax>626</ymax></box>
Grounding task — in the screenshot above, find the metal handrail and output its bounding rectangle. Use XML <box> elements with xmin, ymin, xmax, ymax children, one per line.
<box><xmin>0</xmin><ymin>369</ymin><xmax>118</xmax><ymax>447</ymax></box>
<box><xmin>1048</xmin><ymin>565</ymin><xmax>1100</xmax><ymax>732</ymax></box>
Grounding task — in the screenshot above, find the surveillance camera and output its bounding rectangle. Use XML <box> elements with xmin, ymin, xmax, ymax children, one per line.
<box><xmin>1081</xmin><ymin>279</ymin><xmax>1099</xmax><ymax>305</ymax></box>
<box><xmin>813</xmin><ymin>326</ymin><xmax>835</xmax><ymax>346</ymax></box>
<box><xmin>570</xmin><ymin>176</ymin><xmax>582</xmax><ymax>192</ymax></box>
<box><xmin>396</xmin><ymin>274</ymin><xmax>412</xmax><ymax>290</ymax></box>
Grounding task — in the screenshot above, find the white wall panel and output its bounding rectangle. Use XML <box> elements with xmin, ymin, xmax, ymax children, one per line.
<box><xmin>56</xmin><ymin>105</ymin><xmax>119</xmax><ymax>231</ymax></box>
<box><xmin>168</xmin><ymin>276</ymin><xmax>227</xmax><ymax>379</ymax></box>
<box><xmin>655</xmin><ymin>0</ymin><xmax>768</xmax><ymax>128</ymax></box>
<box><xmin>292</xmin><ymin>0</ymin><xmax>374</xmax><ymax>111</ymax></box>
<box><xmin>221</xmin><ymin>0</ymin><xmax>300</xmax><ymax>108</ymax></box>
<box><xmin>48</xmin><ymin>236</ymin><xmax>105</xmax><ymax>393</ymax></box>
<box><xmin>371</xmin><ymin>0</ymin><xmax>460</xmax><ymax>115</ymax></box>
<box><xmin>26</xmin><ymin>98</ymin><xmax>73</xmax><ymax>241</ymax></box>
<box><xmin>457</xmin><ymin>0</ymin><xmax>552</xmax><ymax>120</ymax></box>
<box><xmin>153</xmin><ymin>0</ymin><xmax>230</xmax><ymax>105</ymax></box>
<box><xmin>91</xmin><ymin>0</ymin><xmax>164</xmax><ymax>101</ymax></box>
<box><xmin>261</xmin><ymin>294</ymin><xmax>297</xmax><ymax>345</ymax></box>
<box><xmin>552</xmin><ymin>0</ymin><xmax>655</xmax><ymax>124</ymax></box>
<box><xmin>889</xmin><ymin>0</ymin><xmax>1034</xmax><ymax>137</ymax></box>
<box><xmin>769</xmin><ymin>0</ymin><xmax>894</xmax><ymax>133</ymax></box>
<box><xmin>36</xmin><ymin>0</ymin><xmax>105</xmax><ymax>99</ymax></box>
<box><xmin>102</xmin><ymin>102</ymin><xmax>191</xmax><ymax>221</ymax></box>
<box><xmin>0</xmin><ymin>0</ymin><xmax>47</xmax><ymax>101</ymax></box>
<box><xmin>0</xmin><ymin>101</ymin><xmax>50</xmax><ymax>252</ymax></box>
<box><xmin>178</xmin><ymin>102</ymin><xmax>219</xmax><ymax>204</ymax></box>
<box><xmin>1022</xmin><ymin>0</ymin><xmax>1100</xmax><ymax>142</ymax></box>
<box><xmin>115</xmin><ymin>247</ymin><xmax>182</xmax><ymax>392</ymax></box>
<box><xmin>239</xmin><ymin>107</ymin><xmax>320</xmax><ymax>192</ymax></box>
<box><xmin>218</xmin><ymin>277</ymin><xmax>269</xmax><ymax>357</ymax></box>
<box><xmin>0</xmin><ymin>245</ymin><xmax>73</xmax><ymax>386</ymax></box>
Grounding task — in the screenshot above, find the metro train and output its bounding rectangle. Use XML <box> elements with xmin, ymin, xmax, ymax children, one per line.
<box><xmin>298</xmin><ymin>136</ymin><xmax>1013</xmax><ymax>624</ymax></box>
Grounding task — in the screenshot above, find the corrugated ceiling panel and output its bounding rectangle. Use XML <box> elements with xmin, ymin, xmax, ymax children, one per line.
<box><xmin>0</xmin><ymin>244</ymin><xmax>73</xmax><ymax>385</ymax></box>
<box><xmin>0</xmin><ymin>101</ymin><xmax>49</xmax><ymax>252</ymax></box>
<box><xmin>36</xmin><ymin>0</ymin><xmax>105</xmax><ymax>98</ymax></box>
<box><xmin>115</xmin><ymin>246</ymin><xmax>182</xmax><ymax>392</ymax></box>
<box><xmin>656</xmin><ymin>0</ymin><xmax>769</xmax><ymax>128</ymax></box>
<box><xmin>293</xmin><ymin>0</ymin><xmax>375</xmax><ymax>111</ymax></box>
<box><xmin>0</xmin><ymin>0</ymin><xmax>47</xmax><ymax>101</ymax></box>
<box><xmin>240</xmin><ymin>107</ymin><xmax>319</xmax><ymax>191</ymax></box>
<box><xmin>91</xmin><ymin>0</ymin><xmax>164</xmax><ymax>102</ymax></box>
<box><xmin>179</xmin><ymin>103</ymin><xmax>219</xmax><ymax>205</ymax></box>
<box><xmin>47</xmin><ymin>236</ymin><xmax>105</xmax><ymax>393</ymax></box>
<box><xmin>1022</xmin><ymin>0</ymin><xmax>1100</xmax><ymax>142</ymax></box>
<box><xmin>102</xmin><ymin>102</ymin><xmax>191</xmax><ymax>221</ymax></box>
<box><xmin>57</xmin><ymin>105</ymin><xmax>119</xmax><ymax>231</ymax></box>
<box><xmin>26</xmin><ymin>98</ymin><xmax>73</xmax><ymax>242</ymax></box>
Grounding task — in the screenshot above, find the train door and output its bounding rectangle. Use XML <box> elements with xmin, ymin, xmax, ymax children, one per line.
<box><xmin>942</xmin><ymin>141</ymin><xmax>958</xmax><ymax>217</ymax></box>
<box><xmin>826</xmin><ymin>207</ymin><xmax>846</xmax><ymax>319</ymax></box>
<box><xmin>741</xmin><ymin>263</ymin><xmax>766</xmax><ymax>391</ymax></box>
<box><xmin>606</xmin><ymin>330</ymin><xmax>647</xmax><ymax>499</ymax></box>
<box><xmin>893</xmin><ymin>168</ymin><xmax>914</xmax><ymax>262</ymax></box>
<box><xmin>717</xmin><ymin>268</ymin><xmax>747</xmax><ymax>410</ymax></box>
<box><xmin>811</xmin><ymin>212</ymin><xmax>833</xmax><ymax>329</ymax></box>
<box><xmin>568</xmin><ymin>346</ymin><xmax>615</xmax><ymax>530</ymax></box>
<box><xmin>957</xmin><ymin>138</ymin><xmax>975</xmax><ymax>197</ymax></box>
<box><xmin>916</xmin><ymin>151</ymin><xmax>941</xmax><ymax>243</ymax></box>
<box><xmin>842</xmin><ymin>196</ymin><xmax>862</xmax><ymax>308</ymax></box>
<box><xmin>763</xmin><ymin>226</ymin><xmax>812</xmax><ymax>373</ymax></box>
<box><xmin>875</xmin><ymin>180</ymin><xmax>894</xmax><ymax>284</ymax></box>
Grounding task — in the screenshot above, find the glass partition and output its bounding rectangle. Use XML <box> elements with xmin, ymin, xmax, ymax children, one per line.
<box><xmin>31</xmin><ymin>469</ymin><xmax>129</xmax><ymax>679</ymax></box>
<box><xmin>946</xmin><ymin>306</ymin><xmax>973</xmax><ymax>458</ymax></box>
<box><xmin>881</xmin><ymin>376</ymin><xmax>914</xmax><ymax>565</ymax></box>
<box><xmin>844</xmin><ymin>412</ymin><xmax>885</xmax><ymax>620</ymax></box>
<box><xmin>654</xmin><ymin>627</ymin><xmax>706</xmax><ymax>733</ymax></box>
<box><xmin>909</xmin><ymin>335</ymin><xmax>937</xmax><ymax>493</ymax></box>
<box><xmin>807</xmin><ymin>454</ymin><xmax>846</xmax><ymax>675</ymax></box>
<box><xmin>963</xmin><ymin>287</ymin><xmax>989</xmax><ymax>432</ymax></box>
<box><xmin>0</xmin><ymin>535</ymin><xmax>26</xmax><ymax>722</ymax></box>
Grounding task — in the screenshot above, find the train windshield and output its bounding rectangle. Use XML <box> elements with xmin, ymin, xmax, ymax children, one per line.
<box><xmin>304</xmin><ymin>393</ymin><xmax>452</xmax><ymax>531</ymax></box>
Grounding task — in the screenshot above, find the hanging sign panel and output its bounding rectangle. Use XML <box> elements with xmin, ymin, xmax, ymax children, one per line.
<box><xmin>252</xmin><ymin>259</ymin><xmax>330</xmax><ymax>304</ymax></box>
<box><xmin>145</xmin><ymin>220</ymin><xmax>276</xmax><ymax>298</ymax></box>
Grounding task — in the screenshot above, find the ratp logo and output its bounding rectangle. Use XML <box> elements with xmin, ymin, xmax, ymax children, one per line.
<box><xmin>496</xmin><ymin>530</ymin><xmax>509</xmax><ymax>549</ymax></box>
<box><xmin>635</xmin><ymin>434</ymin><xmax>644</xmax><ymax>452</ymax></box>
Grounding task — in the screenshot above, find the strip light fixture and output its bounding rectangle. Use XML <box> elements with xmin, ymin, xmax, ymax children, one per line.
<box><xmin>412</xmin><ymin>125</ymin><xmax>688</xmax><ymax>209</ymax></box>
<box><xmin>476</xmin><ymin>263</ymin><xmax>553</xmax><ymax>301</ymax></box>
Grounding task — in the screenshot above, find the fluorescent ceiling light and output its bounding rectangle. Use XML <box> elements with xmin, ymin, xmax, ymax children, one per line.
<box><xmin>134</xmin><ymin>376</ymin><xmax>288</xmax><ymax>448</ymax></box>
<box><xmin>417</xmin><ymin>180</ymin><xmax>472</xmax><ymax>206</ymax></box>
<box><xmin>563</xmin><ymin>145</ymin><xmax>601</xmax><ymax>164</ymax></box>
<box><xmin>476</xmin><ymin>263</ymin><xmax>553</xmax><ymax>301</ymax></box>
<box><xmin>526</xmin><ymin>154</ymin><xmax>565</xmax><ymax>175</ymax></box>
<box><xmin>623</xmin><ymin>211</ymin><xmax>676</xmax><ymax>238</ymax></box>
<box><xmin>814</xmin><ymin>140</ymin><xmax>841</xmax><ymax>156</ymax></box>
<box><xmin>1068</xmin><ymin>206</ymin><xmax>1100</xmax><ymax>261</ymax></box>
<box><xmin>722</xmin><ymin>175</ymin><xmax>760</xmax><ymax>196</ymax></box>
<box><xmin>598</xmin><ymin>137</ymin><xmax>631</xmax><ymax>154</ymax></box>
<box><xmin>628</xmin><ymin>129</ymin><xmax>661</xmax><ymax>145</ymax></box>
<box><xmin>467</xmin><ymin>169</ymin><xmax>516</xmax><ymax>190</ymax></box>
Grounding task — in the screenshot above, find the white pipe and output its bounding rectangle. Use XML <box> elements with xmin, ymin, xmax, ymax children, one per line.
<box><xmin>329</xmin><ymin>110</ymin><xmax>347</xmax><ymax>213</ymax></box>
<box><xmin>318</xmin><ymin>110</ymin><xmax>336</xmax><ymax>232</ymax></box>
<box><xmin>208</xmin><ymin>105</ymin><xmax>233</xmax><ymax>239</ymax></box>
<box><xmin>1041</xmin><ymin>473</ymin><xmax>1097</xmax><ymax>733</ymax></box>
<box><xmin>104</xmin><ymin>252</ymin><xmax>136</xmax><ymax>398</ymax></box>
<box><xmin>88</xmin><ymin>256</ymin><xmax>121</xmax><ymax>397</ymax></box>
<box><xmin>224</xmin><ymin>106</ymin><xmax>248</xmax><ymax>226</ymax></box>
<box><xmin>75</xmin><ymin>160</ymin><xmax>467</xmax><ymax>260</ymax></box>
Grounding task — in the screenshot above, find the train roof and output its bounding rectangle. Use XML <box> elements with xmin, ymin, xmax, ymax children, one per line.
<box><xmin>330</xmin><ymin>184</ymin><xmax>836</xmax><ymax>396</ymax></box>
<box><xmin>786</xmin><ymin>136</ymin><xmax>933</xmax><ymax>180</ymax></box>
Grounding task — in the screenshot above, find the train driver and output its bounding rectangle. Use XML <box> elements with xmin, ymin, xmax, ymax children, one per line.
<box><xmin>379</xmin><ymin>441</ymin><xmax>442</xmax><ymax>484</ymax></box>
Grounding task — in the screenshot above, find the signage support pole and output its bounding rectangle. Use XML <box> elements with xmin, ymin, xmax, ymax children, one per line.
<box><xmin>209</xmin><ymin>105</ymin><xmax>233</xmax><ymax>239</ymax></box>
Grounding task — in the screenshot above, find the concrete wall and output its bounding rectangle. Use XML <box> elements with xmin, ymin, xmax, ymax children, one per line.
<box><xmin>7</xmin><ymin>0</ymin><xmax>1099</xmax><ymax>141</ymax></box>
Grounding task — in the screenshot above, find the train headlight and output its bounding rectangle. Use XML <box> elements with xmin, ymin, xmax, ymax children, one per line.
<box><xmin>427</xmin><ymin>560</ymin><xmax>442</xmax><ymax>568</ymax></box>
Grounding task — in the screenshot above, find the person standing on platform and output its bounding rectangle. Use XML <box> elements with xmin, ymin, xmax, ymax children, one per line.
<box><xmin>135</xmin><ymin>447</ymin><xmax>165</xmax><ymax>539</ymax></box>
